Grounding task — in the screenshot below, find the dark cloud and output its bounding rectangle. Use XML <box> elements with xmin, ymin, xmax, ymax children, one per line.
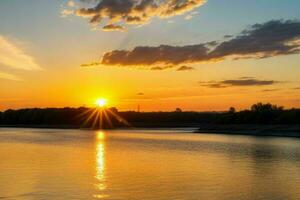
<box><xmin>80</xmin><ymin>62</ymin><xmax>101</xmax><ymax>67</ymax></box>
<box><xmin>150</xmin><ymin>66</ymin><xmax>165</xmax><ymax>70</ymax></box>
<box><xmin>176</xmin><ymin>66</ymin><xmax>195</xmax><ymax>71</ymax></box>
<box><xmin>101</xmin><ymin>44</ymin><xmax>210</xmax><ymax>66</ymax></box>
<box><xmin>102</xmin><ymin>24</ymin><xmax>126</xmax><ymax>31</ymax></box>
<box><xmin>262</xmin><ymin>89</ymin><xmax>279</xmax><ymax>92</ymax></box>
<box><xmin>210</xmin><ymin>20</ymin><xmax>300</xmax><ymax>60</ymax></box>
<box><xmin>98</xmin><ymin>20</ymin><xmax>300</xmax><ymax>69</ymax></box>
<box><xmin>222</xmin><ymin>79</ymin><xmax>277</xmax><ymax>86</ymax></box>
<box><xmin>75</xmin><ymin>0</ymin><xmax>206</xmax><ymax>31</ymax></box>
<box><xmin>239</xmin><ymin>76</ymin><xmax>255</xmax><ymax>79</ymax></box>
<box><xmin>205</xmin><ymin>41</ymin><xmax>219</xmax><ymax>47</ymax></box>
<box><xmin>137</xmin><ymin>92</ymin><xmax>144</xmax><ymax>95</ymax></box>
<box><xmin>200</xmin><ymin>78</ymin><xmax>280</xmax><ymax>88</ymax></box>
<box><xmin>224</xmin><ymin>35</ymin><xmax>233</xmax><ymax>39</ymax></box>
<box><xmin>199</xmin><ymin>82</ymin><xmax>227</xmax><ymax>88</ymax></box>
<box><xmin>150</xmin><ymin>65</ymin><xmax>174</xmax><ymax>70</ymax></box>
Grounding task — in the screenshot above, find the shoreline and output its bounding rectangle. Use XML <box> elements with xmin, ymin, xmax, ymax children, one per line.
<box><xmin>1</xmin><ymin>124</ymin><xmax>300</xmax><ymax>138</ymax></box>
<box><xmin>0</xmin><ymin>122</ymin><xmax>204</xmax><ymax>129</ymax></box>
<box><xmin>196</xmin><ymin>124</ymin><xmax>300</xmax><ymax>138</ymax></box>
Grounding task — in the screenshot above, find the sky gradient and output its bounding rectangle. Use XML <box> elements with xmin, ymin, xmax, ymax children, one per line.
<box><xmin>1</xmin><ymin>0</ymin><xmax>300</xmax><ymax>111</ymax></box>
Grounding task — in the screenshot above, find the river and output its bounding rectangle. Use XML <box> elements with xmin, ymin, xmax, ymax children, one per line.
<box><xmin>0</xmin><ymin>128</ymin><xmax>300</xmax><ymax>200</ymax></box>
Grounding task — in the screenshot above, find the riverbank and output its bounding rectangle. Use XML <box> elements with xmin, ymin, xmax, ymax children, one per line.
<box><xmin>0</xmin><ymin>124</ymin><xmax>79</xmax><ymax>129</ymax></box>
<box><xmin>1</xmin><ymin>124</ymin><xmax>300</xmax><ymax>138</ymax></box>
<box><xmin>196</xmin><ymin>124</ymin><xmax>300</xmax><ymax>138</ymax></box>
<box><xmin>0</xmin><ymin>123</ymin><xmax>201</xmax><ymax>130</ymax></box>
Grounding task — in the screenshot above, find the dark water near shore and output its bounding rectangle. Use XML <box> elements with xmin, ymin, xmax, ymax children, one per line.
<box><xmin>0</xmin><ymin>128</ymin><xmax>300</xmax><ymax>200</ymax></box>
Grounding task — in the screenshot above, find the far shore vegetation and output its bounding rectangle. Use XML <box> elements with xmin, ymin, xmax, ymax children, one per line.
<box><xmin>0</xmin><ymin>103</ymin><xmax>299</xmax><ymax>137</ymax></box>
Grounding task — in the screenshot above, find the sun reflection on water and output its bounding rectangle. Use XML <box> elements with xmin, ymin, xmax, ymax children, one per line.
<box><xmin>97</xmin><ymin>131</ymin><xmax>106</xmax><ymax>141</ymax></box>
<box><xmin>94</xmin><ymin>131</ymin><xmax>109</xmax><ymax>199</ymax></box>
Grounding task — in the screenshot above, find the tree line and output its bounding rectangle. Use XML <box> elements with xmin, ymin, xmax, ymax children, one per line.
<box><xmin>0</xmin><ymin>103</ymin><xmax>299</xmax><ymax>128</ymax></box>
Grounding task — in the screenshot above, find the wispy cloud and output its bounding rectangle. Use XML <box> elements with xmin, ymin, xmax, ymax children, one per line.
<box><xmin>103</xmin><ymin>24</ymin><xmax>126</xmax><ymax>32</ymax></box>
<box><xmin>0</xmin><ymin>35</ymin><xmax>41</xmax><ymax>71</ymax></box>
<box><xmin>0</xmin><ymin>71</ymin><xmax>21</xmax><ymax>81</ymax></box>
<box><xmin>69</xmin><ymin>0</ymin><xmax>206</xmax><ymax>31</ymax></box>
<box><xmin>61</xmin><ymin>9</ymin><xmax>74</xmax><ymax>17</ymax></box>
<box><xmin>96</xmin><ymin>19</ymin><xmax>300</xmax><ymax>69</ymax></box>
<box><xmin>176</xmin><ymin>66</ymin><xmax>194</xmax><ymax>71</ymax></box>
<box><xmin>262</xmin><ymin>89</ymin><xmax>279</xmax><ymax>92</ymax></box>
<box><xmin>67</xmin><ymin>0</ymin><xmax>75</xmax><ymax>7</ymax></box>
<box><xmin>199</xmin><ymin>77</ymin><xmax>280</xmax><ymax>88</ymax></box>
<box><xmin>184</xmin><ymin>15</ymin><xmax>193</xmax><ymax>20</ymax></box>
<box><xmin>150</xmin><ymin>65</ymin><xmax>174</xmax><ymax>70</ymax></box>
<box><xmin>80</xmin><ymin>61</ymin><xmax>101</xmax><ymax>67</ymax></box>
<box><xmin>184</xmin><ymin>11</ymin><xmax>198</xmax><ymax>20</ymax></box>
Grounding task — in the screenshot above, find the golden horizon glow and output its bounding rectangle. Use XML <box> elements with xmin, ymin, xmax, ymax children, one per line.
<box><xmin>95</xmin><ymin>98</ymin><xmax>107</xmax><ymax>108</ymax></box>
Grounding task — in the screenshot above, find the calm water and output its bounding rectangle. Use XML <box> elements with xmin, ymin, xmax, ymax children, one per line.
<box><xmin>0</xmin><ymin>128</ymin><xmax>300</xmax><ymax>200</ymax></box>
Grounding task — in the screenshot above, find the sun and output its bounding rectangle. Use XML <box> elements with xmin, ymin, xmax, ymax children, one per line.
<box><xmin>95</xmin><ymin>98</ymin><xmax>107</xmax><ymax>108</ymax></box>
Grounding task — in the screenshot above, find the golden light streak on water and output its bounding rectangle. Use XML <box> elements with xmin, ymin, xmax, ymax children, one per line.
<box><xmin>94</xmin><ymin>131</ymin><xmax>108</xmax><ymax>199</ymax></box>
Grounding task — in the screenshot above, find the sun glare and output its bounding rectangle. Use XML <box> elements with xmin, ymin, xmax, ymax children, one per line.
<box><xmin>95</xmin><ymin>98</ymin><xmax>107</xmax><ymax>108</ymax></box>
<box><xmin>97</xmin><ymin>131</ymin><xmax>106</xmax><ymax>140</ymax></box>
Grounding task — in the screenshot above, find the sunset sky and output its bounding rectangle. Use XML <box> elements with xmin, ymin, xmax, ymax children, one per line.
<box><xmin>1</xmin><ymin>0</ymin><xmax>300</xmax><ymax>111</ymax></box>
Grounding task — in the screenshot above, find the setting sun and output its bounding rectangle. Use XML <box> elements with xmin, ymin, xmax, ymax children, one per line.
<box><xmin>95</xmin><ymin>98</ymin><xmax>107</xmax><ymax>108</ymax></box>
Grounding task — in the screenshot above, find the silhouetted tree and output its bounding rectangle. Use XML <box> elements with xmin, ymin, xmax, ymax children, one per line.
<box><xmin>175</xmin><ymin>108</ymin><xmax>182</xmax><ymax>112</ymax></box>
<box><xmin>229</xmin><ymin>107</ymin><xmax>236</xmax><ymax>113</ymax></box>
<box><xmin>251</xmin><ymin>102</ymin><xmax>283</xmax><ymax>112</ymax></box>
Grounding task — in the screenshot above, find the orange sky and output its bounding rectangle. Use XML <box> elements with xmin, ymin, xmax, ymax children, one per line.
<box><xmin>0</xmin><ymin>1</ymin><xmax>300</xmax><ymax>111</ymax></box>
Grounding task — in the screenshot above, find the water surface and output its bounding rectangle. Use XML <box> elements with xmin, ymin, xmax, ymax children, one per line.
<box><xmin>0</xmin><ymin>128</ymin><xmax>300</xmax><ymax>200</ymax></box>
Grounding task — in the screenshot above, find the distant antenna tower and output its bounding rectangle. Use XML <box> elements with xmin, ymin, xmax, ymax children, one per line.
<box><xmin>137</xmin><ymin>104</ymin><xmax>140</xmax><ymax>112</ymax></box>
